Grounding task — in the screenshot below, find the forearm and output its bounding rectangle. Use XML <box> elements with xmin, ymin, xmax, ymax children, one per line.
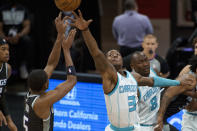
<box><xmin>0</xmin><ymin>23</ymin><xmax>6</xmax><ymax>37</ymax></box>
<box><xmin>63</xmin><ymin>49</ymin><xmax>73</xmax><ymax>67</ymax></box>
<box><xmin>137</xmin><ymin>76</ymin><xmax>180</xmax><ymax>87</ymax></box>
<box><xmin>46</xmin><ymin>34</ymin><xmax>62</xmax><ymax>67</ymax></box>
<box><xmin>82</xmin><ymin>29</ymin><xmax>100</xmax><ymax>57</ymax></box>
<box><xmin>47</xmin><ymin>49</ymin><xmax>76</xmax><ymax>106</ymax></box>
<box><xmin>158</xmin><ymin>93</ymin><xmax>173</xmax><ymax>120</ymax></box>
<box><xmin>82</xmin><ymin>29</ymin><xmax>111</xmax><ymax>73</ymax></box>
<box><xmin>18</xmin><ymin>20</ymin><xmax>30</xmax><ymax>37</ymax></box>
<box><xmin>63</xmin><ymin>48</ymin><xmax>77</xmax><ymax>79</ymax></box>
<box><xmin>152</xmin><ymin>76</ymin><xmax>180</xmax><ymax>87</ymax></box>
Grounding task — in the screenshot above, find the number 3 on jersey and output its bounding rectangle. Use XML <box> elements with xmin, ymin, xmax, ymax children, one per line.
<box><xmin>128</xmin><ymin>96</ymin><xmax>136</xmax><ymax>112</ymax></box>
<box><xmin>150</xmin><ymin>96</ymin><xmax>157</xmax><ymax>111</ymax></box>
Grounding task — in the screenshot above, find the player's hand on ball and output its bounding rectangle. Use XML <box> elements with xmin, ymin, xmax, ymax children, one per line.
<box><xmin>68</xmin><ymin>10</ymin><xmax>93</xmax><ymax>31</ymax></box>
<box><xmin>55</xmin><ymin>12</ymin><xmax>68</xmax><ymax>34</ymax></box>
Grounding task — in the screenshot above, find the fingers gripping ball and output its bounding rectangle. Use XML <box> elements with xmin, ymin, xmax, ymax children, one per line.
<box><xmin>54</xmin><ymin>0</ymin><xmax>81</xmax><ymax>11</ymax></box>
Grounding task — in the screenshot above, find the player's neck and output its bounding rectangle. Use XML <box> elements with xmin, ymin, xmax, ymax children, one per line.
<box><xmin>118</xmin><ymin>70</ymin><xmax>127</xmax><ymax>77</ymax></box>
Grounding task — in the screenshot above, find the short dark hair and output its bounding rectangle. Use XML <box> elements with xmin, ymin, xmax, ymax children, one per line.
<box><xmin>130</xmin><ymin>51</ymin><xmax>142</xmax><ymax>64</ymax></box>
<box><xmin>28</xmin><ymin>69</ymin><xmax>48</xmax><ymax>92</ymax></box>
<box><xmin>189</xmin><ymin>55</ymin><xmax>197</xmax><ymax>72</ymax></box>
<box><xmin>124</xmin><ymin>0</ymin><xmax>137</xmax><ymax>10</ymax></box>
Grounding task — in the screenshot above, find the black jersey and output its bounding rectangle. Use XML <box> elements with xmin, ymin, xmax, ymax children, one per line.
<box><xmin>23</xmin><ymin>93</ymin><xmax>54</xmax><ymax>131</ymax></box>
<box><xmin>0</xmin><ymin>63</ymin><xmax>8</xmax><ymax>97</ymax></box>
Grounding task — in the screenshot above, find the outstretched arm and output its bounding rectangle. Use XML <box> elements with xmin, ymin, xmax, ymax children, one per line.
<box><xmin>45</xmin><ymin>29</ymin><xmax>77</xmax><ymax>106</ymax></box>
<box><xmin>68</xmin><ymin>10</ymin><xmax>117</xmax><ymax>94</ymax></box>
<box><xmin>44</xmin><ymin>12</ymin><xmax>67</xmax><ymax>78</ymax></box>
<box><xmin>34</xmin><ymin>29</ymin><xmax>77</xmax><ymax>119</ymax></box>
<box><xmin>133</xmin><ymin>72</ymin><xmax>194</xmax><ymax>88</ymax></box>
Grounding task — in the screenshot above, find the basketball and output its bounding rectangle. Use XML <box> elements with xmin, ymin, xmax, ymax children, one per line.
<box><xmin>54</xmin><ymin>0</ymin><xmax>81</xmax><ymax>11</ymax></box>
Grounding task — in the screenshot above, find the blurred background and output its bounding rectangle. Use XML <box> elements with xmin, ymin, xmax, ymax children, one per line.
<box><xmin>0</xmin><ymin>0</ymin><xmax>197</xmax><ymax>130</ymax></box>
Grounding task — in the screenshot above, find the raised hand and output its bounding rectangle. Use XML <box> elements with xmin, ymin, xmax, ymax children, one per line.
<box><xmin>62</xmin><ymin>29</ymin><xmax>77</xmax><ymax>50</ymax></box>
<box><xmin>55</xmin><ymin>12</ymin><xmax>68</xmax><ymax>34</ymax></box>
<box><xmin>68</xmin><ymin>10</ymin><xmax>93</xmax><ymax>31</ymax></box>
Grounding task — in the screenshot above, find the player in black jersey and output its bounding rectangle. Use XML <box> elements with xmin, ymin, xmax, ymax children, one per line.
<box><xmin>23</xmin><ymin>12</ymin><xmax>77</xmax><ymax>131</ymax></box>
<box><xmin>0</xmin><ymin>37</ymin><xmax>17</xmax><ymax>131</ymax></box>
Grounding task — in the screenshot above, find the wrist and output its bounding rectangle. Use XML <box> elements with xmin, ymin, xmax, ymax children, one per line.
<box><xmin>57</xmin><ymin>33</ymin><xmax>63</xmax><ymax>39</ymax></box>
<box><xmin>63</xmin><ymin>48</ymin><xmax>70</xmax><ymax>53</ymax></box>
<box><xmin>66</xmin><ymin>66</ymin><xmax>76</xmax><ymax>75</ymax></box>
<box><xmin>81</xmin><ymin>27</ymin><xmax>89</xmax><ymax>31</ymax></box>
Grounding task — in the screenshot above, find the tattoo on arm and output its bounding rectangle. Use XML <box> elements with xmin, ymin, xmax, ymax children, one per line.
<box><xmin>137</xmin><ymin>77</ymin><xmax>153</xmax><ymax>87</ymax></box>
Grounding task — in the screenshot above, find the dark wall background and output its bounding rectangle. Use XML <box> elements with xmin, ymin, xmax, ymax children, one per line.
<box><xmin>170</xmin><ymin>0</ymin><xmax>194</xmax><ymax>43</ymax></box>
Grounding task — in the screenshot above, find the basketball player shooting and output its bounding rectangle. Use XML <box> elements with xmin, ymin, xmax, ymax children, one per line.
<box><xmin>23</xmin><ymin>12</ymin><xmax>77</xmax><ymax>131</ymax></box>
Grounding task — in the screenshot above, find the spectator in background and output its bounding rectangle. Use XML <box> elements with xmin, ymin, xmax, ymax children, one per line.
<box><xmin>142</xmin><ymin>34</ymin><xmax>169</xmax><ymax>77</ymax></box>
<box><xmin>112</xmin><ymin>0</ymin><xmax>153</xmax><ymax>57</ymax></box>
<box><xmin>0</xmin><ymin>0</ymin><xmax>34</xmax><ymax>79</ymax></box>
<box><xmin>123</xmin><ymin>35</ymin><xmax>169</xmax><ymax>78</ymax></box>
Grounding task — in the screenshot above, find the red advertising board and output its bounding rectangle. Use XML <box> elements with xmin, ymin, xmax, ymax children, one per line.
<box><xmin>137</xmin><ymin>0</ymin><xmax>170</xmax><ymax>19</ymax></box>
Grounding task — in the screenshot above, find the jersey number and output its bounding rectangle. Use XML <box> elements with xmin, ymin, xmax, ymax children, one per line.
<box><xmin>128</xmin><ymin>96</ymin><xmax>136</xmax><ymax>112</ymax></box>
<box><xmin>150</xmin><ymin>96</ymin><xmax>158</xmax><ymax>111</ymax></box>
<box><xmin>23</xmin><ymin>115</ymin><xmax>28</xmax><ymax>131</ymax></box>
